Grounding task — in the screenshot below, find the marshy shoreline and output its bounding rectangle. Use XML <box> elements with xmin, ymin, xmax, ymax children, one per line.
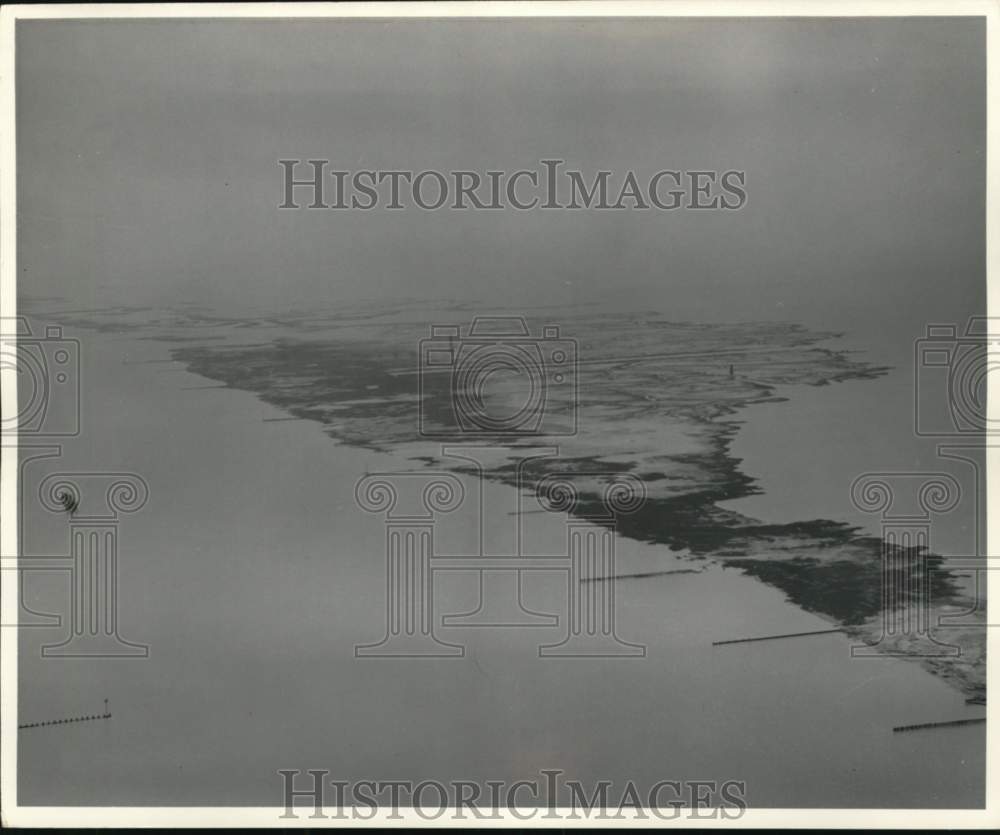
<box><xmin>29</xmin><ymin>302</ymin><xmax>987</xmax><ymax>700</ymax></box>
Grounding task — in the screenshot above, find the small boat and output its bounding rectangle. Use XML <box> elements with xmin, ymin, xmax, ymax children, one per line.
<box><xmin>58</xmin><ymin>491</ymin><xmax>79</xmax><ymax>515</ymax></box>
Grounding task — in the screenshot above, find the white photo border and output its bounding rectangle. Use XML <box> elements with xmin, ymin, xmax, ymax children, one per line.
<box><xmin>0</xmin><ymin>1</ymin><xmax>996</xmax><ymax>828</ymax></box>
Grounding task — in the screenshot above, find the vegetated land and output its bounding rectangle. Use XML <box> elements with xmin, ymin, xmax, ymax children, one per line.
<box><xmin>35</xmin><ymin>300</ymin><xmax>985</xmax><ymax>700</ymax></box>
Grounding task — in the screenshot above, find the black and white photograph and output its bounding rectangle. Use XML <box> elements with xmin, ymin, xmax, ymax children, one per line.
<box><xmin>0</xmin><ymin>1</ymin><xmax>996</xmax><ymax>827</ymax></box>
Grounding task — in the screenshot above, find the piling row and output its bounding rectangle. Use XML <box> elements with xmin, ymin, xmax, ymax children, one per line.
<box><xmin>18</xmin><ymin>700</ymin><xmax>111</xmax><ymax>731</ymax></box>
<box><xmin>712</xmin><ymin>627</ymin><xmax>846</xmax><ymax>646</ymax></box>
<box><xmin>18</xmin><ymin>712</ymin><xmax>111</xmax><ymax>731</ymax></box>
<box><xmin>581</xmin><ymin>568</ymin><xmax>704</xmax><ymax>583</ymax></box>
<box><xmin>892</xmin><ymin>718</ymin><xmax>985</xmax><ymax>733</ymax></box>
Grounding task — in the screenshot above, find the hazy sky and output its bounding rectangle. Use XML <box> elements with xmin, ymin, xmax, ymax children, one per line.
<box><xmin>17</xmin><ymin>17</ymin><xmax>985</xmax><ymax>348</ymax></box>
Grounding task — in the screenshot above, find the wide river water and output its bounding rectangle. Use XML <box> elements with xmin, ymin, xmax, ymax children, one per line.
<box><xmin>718</xmin><ymin>326</ymin><xmax>984</xmax><ymax>559</ymax></box>
<box><xmin>16</xmin><ymin>321</ymin><xmax>985</xmax><ymax>808</ymax></box>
